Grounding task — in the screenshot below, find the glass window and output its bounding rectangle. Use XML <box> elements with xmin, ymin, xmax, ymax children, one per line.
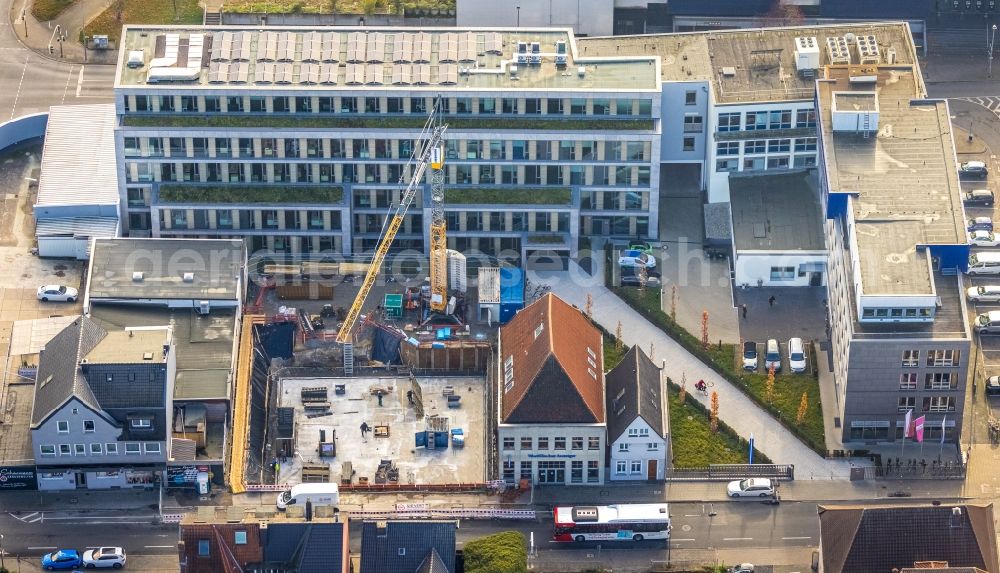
<box><xmin>683</xmin><ymin>137</ymin><xmax>695</xmax><ymax>152</ymax></box>
<box><xmin>159</xmin><ymin>95</ymin><xmax>175</xmax><ymax>112</ymax></box>
<box><xmin>900</xmin><ymin>373</ymin><xmax>917</xmax><ymax>390</ymax></box>
<box><xmin>234</xmin><ymin>531</ymin><xmax>247</xmax><ymax>545</ymax></box>
<box><xmin>198</xmin><ymin>540</ymin><xmax>210</xmax><ymax>557</ymax></box>
<box><xmin>525</xmin><ymin>98</ymin><xmax>542</xmax><ymax>114</ymax></box>
<box><xmin>794</xmin><ymin>137</ymin><xmax>817</xmax><ymax>152</ymax></box>
<box><xmin>769</xmin><ymin>109</ymin><xmax>792</xmax><ymax>129</ymax></box>
<box><xmin>249</xmin><ymin>96</ymin><xmax>266</xmax><ymax>112</ymax></box>
<box><xmin>587</xmin><ymin>461</ymin><xmax>599</xmax><ymax>482</ymax></box>
<box><xmin>767</xmin><ymin>157</ymin><xmax>789</xmax><ymax>169</ymax></box>
<box><xmin>83</xmin><ymin>420</ymin><xmax>95</xmax><ymax>433</ymax></box>
<box><xmin>898</xmin><ymin>396</ymin><xmax>915</xmax><ymax>412</ymax></box>
<box><xmin>745</xmin><ymin>140</ymin><xmax>766</xmax><ymax>154</ymax></box>
<box><xmin>180</xmin><ymin>95</ymin><xmax>197</xmax><ymax>112</ymax></box>
<box><xmin>716</xmin><ymin>159</ymin><xmax>738</xmax><ymax>172</ymax></box>
<box><xmin>570</xmin><ymin>99</ymin><xmax>586</xmax><ymax>114</ymax></box>
<box><xmin>745</xmin><ymin>111</ymin><xmax>768</xmax><ymax>130</ymax></box>
<box><xmin>144</xmin><ymin>442</ymin><xmax>161</xmax><ymax>454</ymax></box>
<box><xmin>616</xmin><ymin>99</ymin><xmax>632</xmax><ymax>115</ymax></box>
<box><xmin>927</xmin><ymin>350</ymin><xmax>960</xmax><ymax>367</ymax></box>
<box><xmin>593</xmin><ymin>99</ymin><xmax>610</xmax><ymax>115</ymax></box>
<box><xmin>683</xmin><ymin>114</ymin><xmax>703</xmax><ymax>132</ymax></box>
<box><xmin>637</xmin><ymin>99</ymin><xmax>652</xmax><ymax>116</ymax></box>
<box><xmin>273</xmin><ymin>96</ymin><xmax>290</xmax><ymax>112</ymax></box>
<box><xmin>106</xmin><ymin>443</ymin><xmax>118</xmax><ymax>455</ymax></box>
<box><xmin>59</xmin><ymin>444</ymin><xmax>71</xmax><ymax>455</ymax></box>
<box><xmin>902</xmin><ymin>350</ymin><xmax>919</xmax><ymax>367</ymax></box>
<box><xmin>796</xmin><ymin>108</ymin><xmax>817</xmax><ymax>128</ymax></box>
<box><xmin>717</xmin><ymin>141</ymin><xmax>739</xmax><ymax>156</ymax></box>
<box><xmin>56</xmin><ymin>420</ymin><xmax>69</xmax><ymax>433</ymax></box>
<box><xmin>685</xmin><ymin>90</ymin><xmax>697</xmax><ymax>105</ymax></box>
<box><xmin>40</xmin><ymin>445</ymin><xmax>55</xmax><ymax>456</ymax></box>
<box><xmin>588</xmin><ymin>437</ymin><xmax>600</xmax><ymax>450</ymax></box>
<box><xmin>340</xmin><ymin>97</ymin><xmax>358</xmax><ymax>113</ymax></box>
<box><xmin>616</xmin><ymin>460</ymin><xmax>627</xmax><ymax>474</ymax></box>
<box><xmin>768</xmin><ymin>139</ymin><xmax>791</xmax><ymax>152</ymax></box>
<box><xmin>571</xmin><ymin>437</ymin><xmax>583</xmax><ymax>450</ymax></box>
<box><xmin>519</xmin><ymin>461</ymin><xmax>532</xmax><ymax>481</ymax></box>
<box><xmin>770</xmin><ymin>266</ymin><xmax>795</xmax><ymax>280</ymax></box>
<box><xmin>554</xmin><ymin>437</ymin><xmax>566</xmax><ymax>450</ymax></box>
<box><xmin>520</xmin><ymin>437</ymin><xmax>532</xmax><ymax>450</ymax></box>
<box><xmin>227</xmin><ymin>96</ymin><xmax>244</xmax><ymax>112</ymax></box>
<box><xmin>502</xmin><ymin>98</ymin><xmax>518</xmax><ymax>114</ymax></box>
<box><xmin>74</xmin><ymin>444</ymin><xmax>85</xmax><ymax>455</ymax></box>
<box><xmin>537</xmin><ymin>437</ymin><xmax>549</xmax><ymax>450</ymax></box>
<box><xmin>125</xmin><ymin>443</ymin><xmax>141</xmax><ymax>454</ymax></box>
<box><xmin>90</xmin><ymin>443</ymin><xmax>102</xmax><ymax>455</ymax></box>
<box><xmin>718</xmin><ymin>112</ymin><xmax>741</xmax><ymax>132</ymax></box>
<box><xmin>924</xmin><ymin>372</ymin><xmax>956</xmax><ymax>390</ymax></box>
<box><xmin>547</xmin><ymin>98</ymin><xmax>564</xmax><ymax>114</ymax></box>
<box><xmin>571</xmin><ymin>461</ymin><xmax>583</xmax><ymax>483</ymax></box>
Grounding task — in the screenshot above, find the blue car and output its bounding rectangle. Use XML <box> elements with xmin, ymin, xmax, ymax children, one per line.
<box><xmin>41</xmin><ymin>549</ymin><xmax>82</xmax><ymax>570</ymax></box>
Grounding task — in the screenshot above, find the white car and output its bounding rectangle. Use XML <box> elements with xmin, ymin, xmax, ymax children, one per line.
<box><xmin>618</xmin><ymin>249</ymin><xmax>656</xmax><ymax>269</ymax></box>
<box><xmin>788</xmin><ymin>337</ymin><xmax>806</xmax><ymax>373</ymax></box>
<box><xmin>82</xmin><ymin>547</ymin><xmax>126</xmax><ymax>569</ymax></box>
<box><xmin>970</xmin><ymin>230</ymin><xmax>1000</xmax><ymax>247</ymax></box>
<box><xmin>967</xmin><ymin>285</ymin><xmax>1000</xmax><ymax>302</ymax></box>
<box><xmin>727</xmin><ymin>478</ymin><xmax>775</xmax><ymax>498</ymax></box>
<box><xmin>36</xmin><ymin>285</ymin><xmax>78</xmax><ymax>302</ymax></box>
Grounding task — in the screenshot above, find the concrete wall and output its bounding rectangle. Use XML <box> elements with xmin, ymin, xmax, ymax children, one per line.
<box><xmin>221</xmin><ymin>13</ymin><xmax>455</xmax><ymax>27</ymax></box>
<box><xmin>457</xmin><ymin>0</ymin><xmax>613</xmax><ymax>37</ymax></box>
<box><xmin>608</xmin><ymin>417</ymin><xmax>667</xmax><ymax>481</ymax></box>
<box><xmin>0</xmin><ymin>113</ymin><xmax>47</xmax><ymax>153</ymax></box>
<box><xmin>498</xmin><ymin>424</ymin><xmax>606</xmax><ymax>485</ymax></box>
<box><xmin>734</xmin><ymin>251</ymin><xmax>827</xmax><ymax>287</ymax></box>
<box><xmin>659</xmin><ymin>81</ymin><xmax>709</xmax><ymax>164</ymax></box>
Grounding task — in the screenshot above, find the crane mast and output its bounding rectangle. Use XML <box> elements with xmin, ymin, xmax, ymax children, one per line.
<box><xmin>335</xmin><ymin>106</ymin><xmax>448</xmax><ymax>345</ymax></box>
<box><xmin>428</xmin><ymin>130</ymin><xmax>448</xmax><ymax>312</ymax></box>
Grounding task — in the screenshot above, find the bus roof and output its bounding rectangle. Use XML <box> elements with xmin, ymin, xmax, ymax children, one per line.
<box><xmin>288</xmin><ymin>483</ymin><xmax>339</xmax><ymax>496</ymax></box>
<box><xmin>554</xmin><ymin>504</ymin><xmax>669</xmax><ymax>525</ymax></box>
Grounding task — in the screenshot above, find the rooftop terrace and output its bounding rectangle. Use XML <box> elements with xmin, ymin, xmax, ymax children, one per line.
<box><xmin>115</xmin><ymin>26</ymin><xmax>659</xmax><ymax>92</ymax></box>
<box><xmin>579</xmin><ymin>21</ymin><xmax>915</xmax><ymax>104</ymax></box>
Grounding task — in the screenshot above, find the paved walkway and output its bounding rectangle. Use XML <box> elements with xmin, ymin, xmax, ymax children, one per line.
<box><xmin>9</xmin><ymin>0</ymin><xmax>119</xmax><ymax>64</ymax></box>
<box><xmin>534</xmin><ymin>255</ymin><xmax>855</xmax><ymax>480</ymax></box>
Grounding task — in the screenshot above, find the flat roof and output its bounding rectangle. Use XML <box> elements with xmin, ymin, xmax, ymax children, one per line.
<box><xmin>729</xmin><ymin>171</ymin><xmax>825</xmax><ymax>252</ymax></box>
<box><xmin>88</xmin><ymin>305</ymin><xmax>236</xmax><ymax>401</ymax></box>
<box><xmin>115</xmin><ymin>26</ymin><xmax>659</xmax><ymax>92</ymax></box>
<box><xmin>579</xmin><ymin>21</ymin><xmax>915</xmax><ymax>103</ymax></box>
<box><xmin>818</xmin><ymin>66</ymin><xmax>964</xmax><ymax>297</ymax></box>
<box><xmin>84</xmin><ymin>328</ymin><xmax>170</xmax><ymax>364</ymax></box>
<box><xmin>853</xmin><ymin>272</ymin><xmax>968</xmax><ymax>339</ymax></box>
<box><xmin>87</xmin><ymin>238</ymin><xmax>244</xmax><ymax>302</ymax></box>
<box><xmin>36</xmin><ymin>104</ymin><xmax>119</xmax><ymax>208</ymax></box>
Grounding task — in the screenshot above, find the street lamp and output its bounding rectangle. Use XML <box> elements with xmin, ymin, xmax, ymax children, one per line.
<box><xmin>989</xmin><ymin>24</ymin><xmax>998</xmax><ymax>78</ymax></box>
<box><xmin>57</xmin><ymin>32</ymin><xmax>66</xmax><ymax>58</ymax></box>
<box><xmin>20</xmin><ymin>8</ymin><xmax>27</xmax><ymax>38</ymax></box>
<box><xmin>516</xmin><ymin>6</ymin><xmax>521</xmax><ymax>27</ymax></box>
<box><xmin>2</xmin><ymin>533</ymin><xmax>7</xmax><ymax>569</ymax></box>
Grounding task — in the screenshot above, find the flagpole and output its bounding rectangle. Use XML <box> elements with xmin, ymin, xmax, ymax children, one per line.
<box><xmin>939</xmin><ymin>415</ymin><xmax>946</xmax><ymax>461</ymax></box>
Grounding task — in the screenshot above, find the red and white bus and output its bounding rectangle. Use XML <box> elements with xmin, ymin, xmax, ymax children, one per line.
<box><xmin>553</xmin><ymin>503</ymin><xmax>671</xmax><ymax>542</ymax></box>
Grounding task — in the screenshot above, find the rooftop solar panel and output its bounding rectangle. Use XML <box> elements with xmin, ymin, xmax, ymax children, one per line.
<box><xmin>258</xmin><ymin>31</ymin><xmax>278</xmax><ymax>61</ymax></box>
<box><xmin>392</xmin><ymin>32</ymin><xmax>412</xmax><ymax>63</ymax></box>
<box><xmin>439</xmin><ymin>32</ymin><xmax>458</xmax><ymax>63</ymax></box>
<box><xmin>437</xmin><ymin>63</ymin><xmax>458</xmax><ymax>85</ymax></box>
<box><xmin>413</xmin><ymin>63</ymin><xmax>431</xmax><ymax>84</ymax></box>
<box><xmin>459</xmin><ymin>31</ymin><xmax>476</xmax><ymax>62</ymax></box>
<box><xmin>391</xmin><ymin>63</ymin><xmax>411</xmax><ymax>84</ymax></box>
<box><xmin>275</xmin><ymin>62</ymin><xmax>294</xmax><ymax>84</ymax></box>
<box><xmin>366</xmin><ymin>64</ymin><xmax>384</xmax><ymax>85</ymax></box>
<box><xmin>299</xmin><ymin>62</ymin><xmax>320</xmax><ymax>84</ymax></box>
<box><xmin>413</xmin><ymin>32</ymin><xmax>432</xmax><ymax>63</ymax></box>
<box><xmin>208</xmin><ymin>61</ymin><xmax>226</xmax><ymax>83</ymax></box>
<box><xmin>277</xmin><ymin>32</ymin><xmax>296</xmax><ymax>62</ymax></box>
<box><xmin>347</xmin><ymin>31</ymin><xmax>366</xmax><ymax>63</ymax></box>
<box><xmin>485</xmin><ymin>32</ymin><xmax>502</xmax><ymax>55</ymax></box>
<box><xmin>345</xmin><ymin>63</ymin><xmax>364</xmax><ymax>84</ymax></box>
<box><xmin>233</xmin><ymin>31</ymin><xmax>252</xmax><ymax>61</ymax></box>
<box><xmin>367</xmin><ymin>32</ymin><xmax>385</xmax><ymax>63</ymax></box>
<box><xmin>254</xmin><ymin>61</ymin><xmax>274</xmax><ymax>84</ymax></box>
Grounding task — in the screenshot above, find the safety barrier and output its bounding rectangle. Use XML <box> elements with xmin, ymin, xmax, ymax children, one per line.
<box><xmin>339</xmin><ymin>482</ymin><xmax>488</xmax><ymax>493</ymax></box>
<box><xmin>228</xmin><ymin>315</ymin><xmax>266</xmax><ymax>494</ymax></box>
<box><xmin>344</xmin><ymin>507</ymin><xmax>536</xmax><ymax>520</ymax></box>
<box><xmin>244</xmin><ymin>483</ymin><xmax>291</xmax><ymax>492</ymax></box>
<box><xmin>161</xmin><ymin>514</ymin><xmax>185</xmax><ymax>524</ymax></box>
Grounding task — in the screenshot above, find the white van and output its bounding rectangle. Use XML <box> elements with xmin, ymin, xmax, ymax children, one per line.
<box><xmin>276</xmin><ymin>483</ymin><xmax>339</xmax><ymax>510</ymax></box>
<box><xmin>969</xmin><ymin>252</ymin><xmax>1000</xmax><ymax>275</ymax></box>
<box><xmin>788</xmin><ymin>338</ymin><xmax>806</xmax><ymax>373</ymax></box>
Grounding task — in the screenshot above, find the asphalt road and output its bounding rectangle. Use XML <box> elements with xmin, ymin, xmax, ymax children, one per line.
<box><xmin>0</xmin><ymin>0</ymin><xmax>114</xmax><ymax>123</ymax></box>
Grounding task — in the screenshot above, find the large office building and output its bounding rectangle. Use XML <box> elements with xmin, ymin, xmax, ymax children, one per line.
<box><xmin>114</xmin><ymin>26</ymin><xmax>662</xmax><ymax>266</ymax></box>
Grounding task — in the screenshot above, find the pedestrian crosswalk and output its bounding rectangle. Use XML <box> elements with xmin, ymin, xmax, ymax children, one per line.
<box><xmin>957</xmin><ymin>96</ymin><xmax>1000</xmax><ymax>117</ymax></box>
<box><xmin>9</xmin><ymin>511</ymin><xmax>42</xmax><ymax>523</ymax></box>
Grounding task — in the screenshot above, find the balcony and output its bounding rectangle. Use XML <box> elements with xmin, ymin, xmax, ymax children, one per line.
<box><xmin>157</xmin><ymin>184</ymin><xmax>344</xmax><ymax>205</ymax></box>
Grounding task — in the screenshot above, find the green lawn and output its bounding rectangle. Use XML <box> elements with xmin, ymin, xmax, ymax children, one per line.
<box><xmin>612</xmin><ymin>285</ymin><xmax>827</xmax><ymax>454</ymax></box>
<box><xmin>603</xmin><ymin>340</ymin><xmax>626</xmax><ymax>371</ymax></box>
<box><xmin>159</xmin><ymin>185</ymin><xmax>344</xmax><ymax>204</ymax></box>
<box><xmin>32</xmin><ymin>0</ymin><xmax>75</xmax><ymax>21</ymax></box>
<box><xmin>222</xmin><ymin>0</ymin><xmax>456</xmax><ymax>14</ymax></box>
<box><xmin>448</xmin><ymin>188</ymin><xmax>571</xmax><ymax>205</ymax></box>
<box><xmin>668</xmin><ymin>383</ymin><xmax>753</xmax><ymax>468</ymax></box>
<box><xmin>83</xmin><ymin>0</ymin><xmax>202</xmax><ymax>45</ymax></box>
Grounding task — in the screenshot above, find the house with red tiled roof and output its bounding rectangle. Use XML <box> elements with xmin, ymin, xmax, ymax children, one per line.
<box><xmin>497</xmin><ymin>292</ymin><xmax>606</xmax><ymax>485</ymax></box>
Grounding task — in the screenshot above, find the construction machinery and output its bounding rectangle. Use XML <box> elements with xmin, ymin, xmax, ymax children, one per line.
<box><xmin>335</xmin><ymin>101</ymin><xmax>448</xmax><ymax>359</ymax></box>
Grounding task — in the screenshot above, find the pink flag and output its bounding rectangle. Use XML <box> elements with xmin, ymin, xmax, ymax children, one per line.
<box><xmin>904</xmin><ymin>409</ymin><xmax>913</xmax><ymax>438</ymax></box>
<box><xmin>914</xmin><ymin>415</ymin><xmax>926</xmax><ymax>443</ymax></box>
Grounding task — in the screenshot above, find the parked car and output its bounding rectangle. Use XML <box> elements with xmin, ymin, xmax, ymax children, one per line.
<box><xmin>618</xmin><ymin>249</ymin><xmax>656</xmax><ymax>269</ymax></box>
<box><xmin>764</xmin><ymin>339</ymin><xmax>781</xmax><ymax>372</ymax></box>
<box><xmin>82</xmin><ymin>547</ymin><xmax>126</xmax><ymax>569</ymax></box>
<box><xmin>727</xmin><ymin>478</ymin><xmax>775</xmax><ymax>498</ymax></box>
<box><xmin>788</xmin><ymin>337</ymin><xmax>806</xmax><ymax>373</ymax></box>
<box><xmin>729</xmin><ymin>565</ymin><xmax>755</xmax><ymax>573</ymax></box>
<box><xmin>41</xmin><ymin>549</ymin><xmax>82</xmax><ymax>571</ymax></box>
<box><xmin>975</xmin><ymin>310</ymin><xmax>1000</xmax><ymax>334</ymax></box>
<box><xmin>960</xmin><ymin>161</ymin><xmax>989</xmax><ymax>179</ymax></box>
<box><xmin>969</xmin><ymin>217</ymin><xmax>995</xmax><ymax>232</ymax></box>
<box><xmin>970</xmin><ymin>230</ymin><xmax>1000</xmax><ymax>247</ymax></box>
<box><xmin>968</xmin><ymin>285</ymin><xmax>1000</xmax><ymax>302</ymax></box>
<box><xmin>36</xmin><ymin>285</ymin><xmax>78</xmax><ymax>302</ymax></box>
<box><xmin>964</xmin><ymin>188</ymin><xmax>995</xmax><ymax>207</ymax></box>
<box><xmin>742</xmin><ymin>341</ymin><xmax>758</xmax><ymax>371</ymax></box>
<box><xmin>986</xmin><ymin>376</ymin><xmax>1000</xmax><ymax>397</ymax></box>
<box><xmin>620</xmin><ymin>266</ymin><xmax>660</xmax><ymax>287</ymax></box>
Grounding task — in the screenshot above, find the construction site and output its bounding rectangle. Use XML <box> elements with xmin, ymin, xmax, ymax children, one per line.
<box><xmin>228</xmin><ymin>103</ymin><xmax>518</xmax><ymax>496</ymax></box>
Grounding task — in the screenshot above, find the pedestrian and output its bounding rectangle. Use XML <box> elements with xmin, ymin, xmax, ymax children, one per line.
<box><xmin>377</xmin><ymin>390</ymin><xmax>384</xmax><ymax>407</ymax></box>
<box><xmin>741</xmin><ymin>304</ymin><xmax>748</xmax><ymax>319</ymax></box>
<box><xmin>768</xmin><ymin>295</ymin><xmax>776</xmax><ymax>307</ymax></box>
<box><xmin>407</xmin><ymin>390</ymin><xmax>415</xmax><ymax>405</ymax></box>
<box><xmin>361</xmin><ymin>422</ymin><xmax>369</xmax><ymax>437</ymax></box>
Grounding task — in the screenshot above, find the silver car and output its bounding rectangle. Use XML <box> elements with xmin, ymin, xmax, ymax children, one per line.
<box><xmin>36</xmin><ymin>285</ymin><xmax>78</xmax><ymax>302</ymax></box>
<box><xmin>727</xmin><ymin>478</ymin><xmax>775</xmax><ymax>498</ymax></box>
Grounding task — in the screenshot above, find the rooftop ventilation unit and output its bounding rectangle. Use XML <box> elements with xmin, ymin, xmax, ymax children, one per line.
<box><xmin>529</xmin><ymin>42</ymin><xmax>541</xmax><ymax>65</ymax></box>
<box><xmin>720</xmin><ymin>67</ymin><xmax>736</xmax><ymax>77</ymax></box>
<box><xmin>826</xmin><ymin>36</ymin><xmax>851</xmax><ymax>65</ymax></box>
<box><xmin>132</xmin><ymin>271</ymin><xmax>144</xmax><ymax>282</ymax></box>
<box><xmin>794</xmin><ymin>36</ymin><xmax>820</xmax><ymax>71</ymax></box>
<box><xmin>182</xmin><ymin>272</ymin><xmax>195</xmax><ymax>282</ymax></box>
<box><xmin>577</xmin><ymin>65</ymin><xmax>586</xmax><ymax>77</ymax></box>
<box><xmin>555</xmin><ymin>40</ymin><xmax>567</xmax><ymax>67</ymax></box>
<box><xmin>856</xmin><ymin>34</ymin><xmax>880</xmax><ymax>65</ymax></box>
<box><xmin>516</xmin><ymin>41</ymin><xmax>528</xmax><ymax>65</ymax></box>
<box><xmin>197</xmin><ymin>300</ymin><xmax>211</xmax><ymax>315</ymax></box>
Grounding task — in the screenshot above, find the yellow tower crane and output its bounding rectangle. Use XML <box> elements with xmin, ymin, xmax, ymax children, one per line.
<box><xmin>335</xmin><ymin>103</ymin><xmax>448</xmax><ymax>359</ymax></box>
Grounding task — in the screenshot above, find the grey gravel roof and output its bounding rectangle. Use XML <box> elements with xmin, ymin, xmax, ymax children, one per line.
<box><xmin>30</xmin><ymin>317</ymin><xmax>108</xmax><ymax>427</ymax></box>
<box><xmin>605</xmin><ymin>346</ymin><xmax>665</xmax><ymax>443</ymax></box>
<box><xmin>360</xmin><ymin>521</ymin><xmax>456</xmax><ymax>573</ymax></box>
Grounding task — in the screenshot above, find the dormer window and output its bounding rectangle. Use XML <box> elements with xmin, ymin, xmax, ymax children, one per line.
<box><xmin>130</xmin><ymin>418</ymin><xmax>152</xmax><ymax>429</ymax></box>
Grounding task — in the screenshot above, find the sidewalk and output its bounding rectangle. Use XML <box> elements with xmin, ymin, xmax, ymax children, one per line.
<box><xmin>0</xmin><ymin>488</ymin><xmax>169</xmax><ymax>513</ymax></box>
<box><xmin>537</xmin><ymin>256</ymin><xmax>855</xmax><ymax>480</ymax></box>
<box><xmin>7</xmin><ymin>0</ymin><xmax>119</xmax><ymax>64</ymax></box>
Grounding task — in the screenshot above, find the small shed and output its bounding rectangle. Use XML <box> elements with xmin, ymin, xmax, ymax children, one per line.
<box><xmin>499</xmin><ymin>267</ymin><xmax>525</xmax><ymax>324</ymax></box>
<box><xmin>477</xmin><ymin>266</ymin><xmax>501</xmax><ymax>324</ymax></box>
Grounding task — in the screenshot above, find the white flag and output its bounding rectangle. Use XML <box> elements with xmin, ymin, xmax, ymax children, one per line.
<box><xmin>941</xmin><ymin>416</ymin><xmax>947</xmax><ymax>445</ymax></box>
<box><xmin>904</xmin><ymin>409</ymin><xmax>913</xmax><ymax>438</ymax></box>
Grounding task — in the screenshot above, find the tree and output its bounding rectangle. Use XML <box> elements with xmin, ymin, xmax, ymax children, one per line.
<box><xmin>670</xmin><ymin>285</ymin><xmax>677</xmax><ymax>321</ymax></box>
<box><xmin>329</xmin><ymin>0</ymin><xmax>339</xmax><ymax>14</ymax></box>
<box><xmin>678</xmin><ymin>373</ymin><xmax>687</xmax><ymax>404</ymax></box>
<box><xmin>710</xmin><ymin>391</ymin><xmax>719</xmax><ymax>433</ymax></box>
<box><xmin>615</xmin><ymin>320</ymin><xmax>624</xmax><ymax>352</ymax></box>
<box><xmin>464</xmin><ymin>531</ymin><xmax>528</xmax><ymax>573</ymax></box>
<box><xmin>766</xmin><ymin>365</ymin><xmax>776</xmax><ymax>404</ymax></box>
<box><xmin>757</xmin><ymin>0</ymin><xmax>804</xmax><ymax>28</ymax></box>
<box><xmin>701</xmin><ymin>310</ymin><xmax>709</xmax><ymax>350</ymax></box>
<box><xmin>361</xmin><ymin>0</ymin><xmax>381</xmax><ymax>16</ymax></box>
<box><xmin>585</xmin><ymin>293</ymin><xmax>593</xmax><ymax>318</ymax></box>
<box><xmin>796</xmin><ymin>392</ymin><xmax>809</xmax><ymax>425</ymax></box>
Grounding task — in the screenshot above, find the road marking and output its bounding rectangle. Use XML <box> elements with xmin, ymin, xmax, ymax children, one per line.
<box><xmin>723</xmin><ymin>537</ymin><xmax>752</xmax><ymax>541</ymax></box>
<box><xmin>42</xmin><ymin>514</ymin><xmax>158</xmax><ymax>520</ymax></box>
<box><xmin>782</xmin><ymin>536</ymin><xmax>811</xmax><ymax>540</ymax></box>
<box><xmin>144</xmin><ymin>545</ymin><xmax>175</xmax><ymax>548</ymax></box>
<box><xmin>670</xmin><ymin>538</ymin><xmax>696</xmax><ymax>541</ymax></box>
<box><xmin>9</xmin><ymin>54</ymin><xmax>30</xmax><ymax>120</ymax></box>
<box><xmin>61</xmin><ymin>65</ymin><xmax>76</xmax><ymax>104</ymax></box>
<box><xmin>75</xmin><ymin>66</ymin><xmax>85</xmax><ymax>98</ymax></box>
<box><xmin>28</xmin><ymin>546</ymin><xmax>56</xmax><ymax>550</ymax></box>
<box><xmin>9</xmin><ymin>511</ymin><xmax>43</xmax><ymax>523</ymax></box>
<box><xmin>683</xmin><ymin>514</ymin><xmax>700</xmax><ymax>517</ymax></box>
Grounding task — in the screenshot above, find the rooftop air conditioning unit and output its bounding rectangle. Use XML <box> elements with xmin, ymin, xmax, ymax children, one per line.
<box><xmin>794</xmin><ymin>36</ymin><xmax>820</xmax><ymax>72</ymax></box>
<box><xmin>182</xmin><ymin>272</ymin><xmax>195</xmax><ymax>282</ymax></box>
<box><xmin>132</xmin><ymin>271</ymin><xmax>144</xmax><ymax>282</ymax></box>
<box><xmin>577</xmin><ymin>66</ymin><xmax>586</xmax><ymax>77</ymax></box>
<box><xmin>197</xmin><ymin>300</ymin><xmax>210</xmax><ymax>315</ymax></box>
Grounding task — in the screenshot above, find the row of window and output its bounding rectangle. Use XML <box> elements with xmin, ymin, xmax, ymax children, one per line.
<box><xmin>615</xmin><ymin>459</ymin><xmax>650</xmax><ymax>475</ymax></box>
<box><xmin>128</xmin><ymin>161</ymin><xmax>653</xmax><ymax>188</ymax></box>
<box><xmin>125</xmin><ymin>137</ymin><xmax>650</xmax><ymax>163</ymax></box>
<box><xmin>502</xmin><ymin>460</ymin><xmax>601</xmax><ymax>484</ymax></box>
<box><xmin>863</xmin><ymin>307</ymin><xmax>935</xmax><ymax>321</ymax></box>
<box><xmin>899</xmin><ymin>372</ymin><xmax>960</xmax><ymax>390</ymax></box>
<box><xmin>160</xmin><ymin>208</ymin><xmax>343</xmax><ymax>232</ymax></box>
<box><xmin>716</xmin><ymin>155</ymin><xmax>816</xmax><ymax>172</ymax></box>
<box><xmin>55</xmin><ymin>418</ymin><xmax>150</xmax><ymax>433</ymax></box>
<box><xmin>717</xmin><ymin>109</ymin><xmax>816</xmax><ymax>132</ymax></box>
<box><xmin>717</xmin><ymin>138</ymin><xmax>817</xmax><ymax>156</ymax></box>
<box><xmin>126</xmin><ymin>95</ymin><xmax>654</xmax><ymax>117</ymax></box>
<box><xmin>901</xmin><ymin>350</ymin><xmax>961</xmax><ymax>367</ymax></box>
<box><xmin>39</xmin><ymin>442</ymin><xmax>161</xmax><ymax>456</ymax></box>
<box><xmin>501</xmin><ymin>435</ymin><xmax>601</xmax><ymax>451</ymax></box>
<box><xmin>617</xmin><ymin>442</ymin><xmax>660</xmax><ymax>452</ymax></box>
<box><xmin>897</xmin><ymin>396</ymin><xmax>958</xmax><ymax>412</ymax></box>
